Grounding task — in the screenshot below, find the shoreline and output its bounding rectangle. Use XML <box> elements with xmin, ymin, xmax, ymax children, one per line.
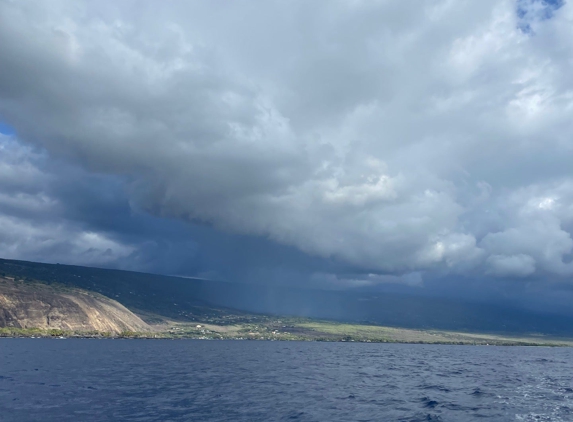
<box><xmin>1</xmin><ymin>330</ymin><xmax>570</xmax><ymax>347</ymax></box>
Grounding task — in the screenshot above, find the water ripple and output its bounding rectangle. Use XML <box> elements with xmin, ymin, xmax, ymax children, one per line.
<box><xmin>1</xmin><ymin>340</ymin><xmax>573</xmax><ymax>421</ymax></box>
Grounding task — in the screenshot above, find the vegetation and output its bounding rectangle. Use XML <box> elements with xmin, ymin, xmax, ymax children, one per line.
<box><xmin>0</xmin><ymin>327</ymin><xmax>105</xmax><ymax>338</ymax></box>
<box><xmin>2</xmin><ymin>257</ymin><xmax>573</xmax><ymax>345</ymax></box>
<box><xmin>1</xmin><ymin>318</ymin><xmax>571</xmax><ymax>346</ymax></box>
<box><xmin>0</xmin><ymin>318</ymin><xmax>573</xmax><ymax>346</ymax></box>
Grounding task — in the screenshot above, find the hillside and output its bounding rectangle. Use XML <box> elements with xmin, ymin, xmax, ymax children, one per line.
<box><xmin>0</xmin><ymin>276</ymin><xmax>149</xmax><ymax>334</ymax></box>
<box><xmin>1</xmin><ymin>257</ymin><xmax>573</xmax><ymax>339</ymax></box>
<box><xmin>0</xmin><ymin>258</ymin><xmax>235</xmax><ymax>323</ymax></box>
<box><xmin>1</xmin><ymin>259</ymin><xmax>573</xmax><ymax>345</ymax></box>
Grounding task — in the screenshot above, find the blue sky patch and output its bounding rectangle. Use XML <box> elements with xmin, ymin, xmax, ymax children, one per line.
<box><xmin>517</xmin><ymin>0</ymin><xmax>565</xmax><ymax>33</ymax></box>
<box><xmin>0</xmin><ymin>121</ymin><xmax>15</xmax><ymax>136</ymax></box>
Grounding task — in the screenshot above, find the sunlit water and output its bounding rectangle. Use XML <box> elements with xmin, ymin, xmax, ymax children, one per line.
<box><xmin>1</xmin><ymin>339</ymin><xmax>572</xmax><ymax>421</ymax></box>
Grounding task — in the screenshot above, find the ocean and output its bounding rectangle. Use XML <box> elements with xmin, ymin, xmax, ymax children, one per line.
<box><xmin>1</xmin><ymin>339</ymin><xmax>572</xmax><ymax>421</ymax></box>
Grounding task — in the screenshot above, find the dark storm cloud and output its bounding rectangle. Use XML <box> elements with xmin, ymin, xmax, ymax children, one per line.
<box><xmin>1</xmin><ymin>0</ymin><xmax>573</xmax><ymax>288</ymax></box>
<box><xmin>0</xmin><ymin>133</ymin><xmax>346</xmax><ymax>282</ymax></box>
<box><xmin>0</xmin><ymin>135</ymin><xmax>127</xmax><ymax>264</ymax></box>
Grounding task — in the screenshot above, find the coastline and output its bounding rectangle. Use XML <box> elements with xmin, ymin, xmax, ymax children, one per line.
<box><xmin>2</xmin><ymin>325</ymin><xmax>571</xmax><ymax>347</ymax></box>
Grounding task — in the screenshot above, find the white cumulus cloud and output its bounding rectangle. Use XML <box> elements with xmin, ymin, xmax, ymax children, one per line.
<box><xmin>1</xmin><ymin>0</ymin><xmax>573</xmax><ymax>282</ymax></box>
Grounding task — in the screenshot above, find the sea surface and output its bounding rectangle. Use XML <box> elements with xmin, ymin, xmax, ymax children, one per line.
<box><xmin>1</xmin><ymin>339</ymin><xmax>572</xmax><ymax>421</ymax></box>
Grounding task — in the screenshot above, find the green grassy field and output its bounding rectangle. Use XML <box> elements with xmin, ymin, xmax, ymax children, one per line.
<box><xmin>3</xmin><ymin>317</ymin><xmax>572</xmax><ymax>346</ymax></box>
<box><xmin>115</xmin><ymin>315</ymin><xmax>573</xmax><ymax>346</ymax></box>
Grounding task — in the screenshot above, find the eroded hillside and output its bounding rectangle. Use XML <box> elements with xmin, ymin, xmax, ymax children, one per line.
<box><xmin>0</xmin><ymin>277</ymin><xmax>149</xmax><ymax>334</ymax></box>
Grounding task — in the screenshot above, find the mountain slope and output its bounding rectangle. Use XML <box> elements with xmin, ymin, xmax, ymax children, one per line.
<box><xmin>1</xmin><ymin>257</ymin><xmax>573</xmax><ymax>337</ymax></box>
<box><xmin>0</xmin><ymin>276</ymin><xmax>149</xmax><ymax>333</ymax></box>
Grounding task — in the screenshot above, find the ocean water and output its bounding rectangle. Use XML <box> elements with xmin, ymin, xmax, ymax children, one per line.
<box><xmin>1</xmin><ymin>339</ymin><xmax>572</xmax><ymax>421</ymax></box>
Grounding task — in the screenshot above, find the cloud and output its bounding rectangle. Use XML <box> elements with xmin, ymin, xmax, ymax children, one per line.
<box><xmin>0</xmin><ymin>212</ymin><xmax>135</xmax><ymax>266</ymax></box>
<box><xmin>309</xmin><ymin>271</ymin><xmax>424</xmax><ymax>289</ymax></box>
<box><xmin>0</xmin><ymin>134</ymin><xmax>335</xmax><ymax>281</ymax></box>
<box><xmin>0</xmin><ymin>134</ymin><xmax>136</xmax><ymax>266</ymax></box>
<box><xmin>1</xmin><ymin>0</ymin><xmax>573</xmax><ymax>283</ymax></box>
<box><xmin>486</xmin><ymin>254</ymin><xmax>536</xmax><ymax>277</ymax></box>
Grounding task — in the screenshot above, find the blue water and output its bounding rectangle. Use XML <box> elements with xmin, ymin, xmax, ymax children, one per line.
<box><xmin>1</xmin><ymin>339</ymin><xmax>572</xmax><ymax>421</ymax></box>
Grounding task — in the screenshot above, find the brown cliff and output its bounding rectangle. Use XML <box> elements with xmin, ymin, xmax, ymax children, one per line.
<box><xmin>0</xmin><ymin>277</ymin><xmax>149</xmax><ymax>334</ymax></box>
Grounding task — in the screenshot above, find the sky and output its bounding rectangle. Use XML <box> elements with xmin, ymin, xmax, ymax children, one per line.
<box><xmin>1</xmin><ymin>0</ymin><xmax>573</xmax><ymax>314</ymax></box>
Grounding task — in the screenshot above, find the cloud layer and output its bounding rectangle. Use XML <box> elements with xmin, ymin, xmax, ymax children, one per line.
<box><xmin>1</xmin><ymin>0</ymin><xmax>573</xmax><ymax>283</ymax></box>
<box><xmin>0</xmin><ymin>134</ymin><xmax>135</xmax><ymax>265</ymax></box>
